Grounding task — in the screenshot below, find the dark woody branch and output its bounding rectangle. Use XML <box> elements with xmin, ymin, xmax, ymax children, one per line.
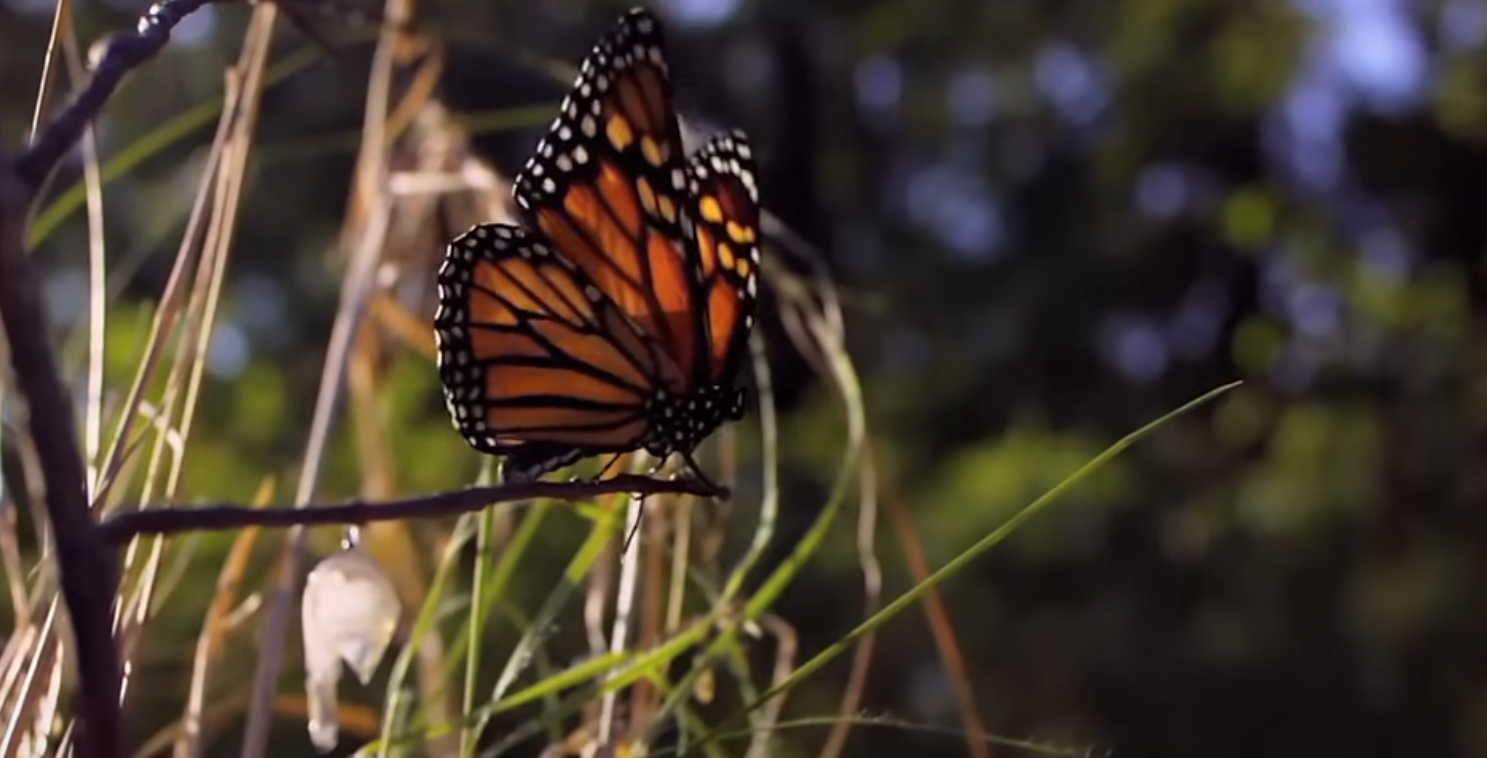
<box><xmin>15</xmin><ymin>0</ymin><xmax>218</xmax><ymax>191</ymax></box>
<box><xmin>0</xmin><ymin>0</ymin><xmax>220</xmax><ymax>747</ymax></box>
<box><xmin>98</xmin><ymin>475</ymin><xmax>723</xmax><ymax>544</ymax></box>
<box><xmin>0</xmin><ymin>166</ymin><xmax>123</xmax><ymax>758</ymax></box>
<box><xmin>13</xmin><ymin>0</ymin><xmax>361</xmax><ymax>192</ymax></box>
<box><xmin>2</xmin><ymin>2</ymin><xmax>362</xmax><ymax>756</ymax></box>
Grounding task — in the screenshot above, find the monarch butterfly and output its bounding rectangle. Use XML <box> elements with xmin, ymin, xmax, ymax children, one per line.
<box><xmin>433</xmin><ymin>6</ymin><xmax>761</xmax><ymax>486</ymax></box>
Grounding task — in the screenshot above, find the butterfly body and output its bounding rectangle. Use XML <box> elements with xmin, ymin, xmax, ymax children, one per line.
<box><xmin>434</xmin><ymin>7</ymin><xmax>760</xmax><ymax>484</ymax></box>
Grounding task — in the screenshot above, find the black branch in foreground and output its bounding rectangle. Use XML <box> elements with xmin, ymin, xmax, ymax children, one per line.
<box><xmin>99</xmin><ymin>475</ymin><xmax>726</xmax><ymax>544</ymax></box>
<box><xmin>2</xmin><ymin>2</ymin><xmax>374</xmax><ymax>757</ymax></box>
<box><xmin>16</xmin><ymin>0</ymin><xmax>219</xmax><ymax>191</ymax></box>
<box><xmin>0</xmin><ymin>167</ymin><xmax>123</xmax><ymax>758</ymax></box>
<box><xmin>14</xmin><ymin>0</ymin><xmax>362</xmax><ymax>191</ymax></box>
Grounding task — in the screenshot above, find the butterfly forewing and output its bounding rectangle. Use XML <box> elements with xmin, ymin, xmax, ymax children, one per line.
<box><xmin>511</xmin><ymin>7</ymin><xmax>703</xmax><ymax>386</ymax></box>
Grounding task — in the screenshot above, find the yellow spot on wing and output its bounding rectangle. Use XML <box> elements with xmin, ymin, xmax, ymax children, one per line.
<box><xmin>698</xmin><ymin>195</ymin><xmax>723</xmax><ymax>223</ymax></box>
<box><xmin>725</xmin><ymin>220</ymin><xmax>755</xmax><ymax>244</ymax></box>
<box><xmin>607</xmin><ymin>114</ymin><xmax>634</xmax><ymax>150</ymax></box>
<box><xmin>641</xmin><ymin>136</ymin><xmax>666</xmax><ymax>167</ymax></box>
<box><xmin>637</xmin><ymin>176</ymin><xmax>658</xmax><ymax>217</ymax></box>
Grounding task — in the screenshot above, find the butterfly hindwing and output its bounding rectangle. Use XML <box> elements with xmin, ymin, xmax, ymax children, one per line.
<box><xmin>435</xmin><ymin>223</ymin><xmax>663</xmax><ymax>476</ymax></box>
<box><xmin>685</xmin><ymin>129</ymin><xmax>762</xmax><ymax>385</ymax></box>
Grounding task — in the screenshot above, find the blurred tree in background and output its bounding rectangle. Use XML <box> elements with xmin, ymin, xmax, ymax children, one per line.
<box><xmin>5</xmin><ymin>0</ymin><xmax>1487</xmax><ymax>757</ymax></box>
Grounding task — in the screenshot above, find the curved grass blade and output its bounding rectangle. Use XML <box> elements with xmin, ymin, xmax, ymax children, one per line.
<box><xmin>714</xmin><ymin>380</ymin><xmax>1244</xmax><ymax>747</ymax></box>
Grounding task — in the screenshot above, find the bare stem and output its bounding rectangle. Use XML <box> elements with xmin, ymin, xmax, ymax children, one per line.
<box><xmin>14</xmin><ymin>0</ymin><xmax>218</xmax><ymax>191</ymax></box>
<box><xmin>12</xmin><ymin>0</ymin><xmax>348</xmax><ymax>191</ymax></box>
<box><xmin>99</xmin><ymin>476</ymin><xmax>724</xmax><ymax>545</ymax></box>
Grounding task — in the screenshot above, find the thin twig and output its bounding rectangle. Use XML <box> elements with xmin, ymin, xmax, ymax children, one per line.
<box><xmin>26</xmin><ymin>0</ymin><xmax>71</xmax><ymax>145</ymax></box>
<box><xmin>819</xmin><ymin>454</ymin><xmax>883</xmax><ymax>758</ymax></box>
<box><xmin>14</xmin><ymin>0</ymin><xmax>350</xmax><ymax>192</ymax></box>
<box><xmin>879</xmin><ymin>439</ymin><xmax>992</xmax><ymax>758</ymax></box>
<box><xmin>743</xmin><ymin>614</ymin><xmax>799</xmax><ymax>758</ymax></box>
<box><xmin>15</xmin><ymin>0</ymin><xmax>218</xmax><ymax>191</ymax></box>
<box><xmin>0</xmin><ymin>165</ymin><xmax>121</xmax><ymax>757</ymax></box>
<box><xmin>98</xmin><ymin>476</ymin><xmax>723</xmax><ymax>544</ymax></box>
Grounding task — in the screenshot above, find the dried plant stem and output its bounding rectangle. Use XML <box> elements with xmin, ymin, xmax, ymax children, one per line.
<box><xmin>819</xmin><ymin>459</ymin><xmax>884</xmax><ymax>758</ymax></box>
<box><xmin>743</xmin><ymin>615</ymin><xmax>799</xmax><ymax>758</ymax></box>
<box><xmin>241</xmin><ymin>149</ymin><xmax>388</xmax><ymax>758</ymax></box>
<box><xmin>123</xmin><ymin>53</ymin><xmax>255</xmax><ymax>646</ymax></box>
<box><xmin>877</xmin><ymin>438</ymin><xmax>992</xmax><ymax>758</ymax></box>
<box><xmin>0</xmin><ymin>502</ymin><xmax>31</xmax><ymax>630</ymax></box>
<box><xmin>625</xmin><ymin>504</ymin><xmax>668</xmax><ymax>739</ymax></box>
<box><xmin>92</xmin><ymin>71</ymin><xmax>234</xmax><ymax>509</ymax></box>
<box><xmin>176</xmin><ymin>480</ymin><xmax>273</xmax><ymax>758</ymax></box>
<box><xmin>27</xmin><ymin>5</ymin><xmax>67</xmax><ymax>145</ymax></box>
<box><xmin>116</xmin><ymin>59</ymin><xmax>250</xmax><ymax>705</ymax></box>
<box><xmin>241</xmin><ymin>0</ymin><xmax>405</xmax><ymax>751</ymax></box>
<box><xmin>0</xmin><ymin>600</ymin><xmax>60</xmax><ymax>757</ymax></box>
<box><xmin>598</xmin><ymin>494</ymin><xmax>645</xmax><ymax>746</ymax></box>
<box><xmin>58</xmin><ymin>21</ymin><xmax>110</xmax><ymax>492</ymax></box>
<box><xmin>585</xmin><ymin>537</ymin><xmax>616</xmax><ymax>654</ymax></box>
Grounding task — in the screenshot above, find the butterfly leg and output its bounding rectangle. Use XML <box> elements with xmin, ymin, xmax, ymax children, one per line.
<box><xmin>679</xmin><ymin>452</ymin><xmax>729</xmax><ymax>499</ymax></box>
<box><xmin>501</xmin><ymin>443</ymin><xmax>587</xmax><ymax>484</ymax></box>
<box><xmin>642</xmin><ymin>454</ymin><xmax>668</xmax><ymax>477</ymax></box>
<box><xmin>564</xmin><ymin>452</ymin><xmax>625</xmax><ymax>485</ymax></box>
<box><xmin>620</xmin><ymin>497</ymin><xmax>649</xmax><ymax>555</ymax></box>
<box><xmin>593</xmin><ymin>453</ymin><xmax>627</xmax><ymax>480</ymax></box>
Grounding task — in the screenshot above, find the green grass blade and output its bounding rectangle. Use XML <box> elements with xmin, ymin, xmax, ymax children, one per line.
<box><xmin>466</xmin><ymin>501</ymin><xmax>625</xmax><ymax>740</ymax></box>
<box><xmin>647</xmin><ymin>322</ymin><xmax>868</xmax><ymax>744</ymax></box>
<box><xmin>461</xmin><ymin>488</ymin><xmax>499</xmax><ymax>757</ymax></box>
<box><xmin>726</xmin><ymin>381</ymin><xmax>1244</xmax><ymax>736</ymax></box>
<box><xmin>441</xmin><ymin>500</ymin><xmax>549</xmax><ymax>685</ymax></box>
<box><xmin>376</xmin><ymin>512</ymin><xmax>479</xmax><ymax>757</ymax></box>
